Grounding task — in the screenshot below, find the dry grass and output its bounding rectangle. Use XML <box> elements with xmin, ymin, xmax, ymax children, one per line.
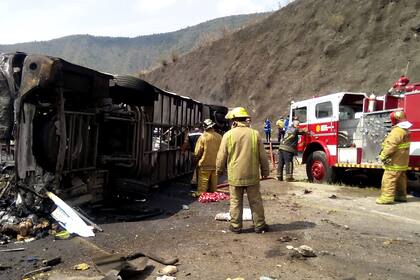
<box><xmin>170</xmin><ymin>50</ymin><xmax>180</xmax><ymax>63</ymax></box>
<box><xmin>160</xmin><ymin>57</ymin><xmax>169</xmax><ymax>67</ymax></box>
<box><xmin>138</xmin><ymin>69</ymin><xmax>151</xmax><ymax>78</ymax></box>
<box><xmin>194</xmin><ymin>33</ymin><xmax>219</xmax><ymax>50</ymax></box>
<box><xmin>220</xmin><ymin>25</ymin><xmax>230</xmax><ymax>38</ymax></box>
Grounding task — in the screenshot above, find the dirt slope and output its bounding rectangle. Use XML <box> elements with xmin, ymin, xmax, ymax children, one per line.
<box><xmin>145</xmin><ymin>0</ymin><xmax>420</xmax><ymax>129</ymax></box>
<box><xmin>0</xmin><ymin>13</ymin><xmax>268</xmax><ymax>73</ymax></box>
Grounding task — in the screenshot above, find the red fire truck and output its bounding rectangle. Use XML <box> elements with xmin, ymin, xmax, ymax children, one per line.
<box><xmin>290</xmin><ymin>79</ymin><xmax>420</xmax><ymax>183</ymax></box>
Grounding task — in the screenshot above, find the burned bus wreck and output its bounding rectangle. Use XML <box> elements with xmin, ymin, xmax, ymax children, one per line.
<box><xmin>0</xmin><ymin>52</ymin><xmax>228</xmax><ymax>204</ymax></box>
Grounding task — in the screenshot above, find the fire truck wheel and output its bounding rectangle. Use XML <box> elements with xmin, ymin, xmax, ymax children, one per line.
<box><xmin>306</xmin><ymin>151</ymin><xmax>332</xmax><ymax>183</ymax></box>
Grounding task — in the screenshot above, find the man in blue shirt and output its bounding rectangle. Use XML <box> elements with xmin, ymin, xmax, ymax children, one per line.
<box><xmin>264</xmin><ymin>118</ymin><xmax>271</xmax><ymax>143</ymax></box>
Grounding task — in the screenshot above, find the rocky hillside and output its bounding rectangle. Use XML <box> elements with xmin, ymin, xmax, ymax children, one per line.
<box><xmin>0</xmin><ymin>13</ymin><xmax>269</xmax><ymax>73</ymax></box>
<box><xmin>144</xmin><ymin>0</ymin><xmax>420</xmax><ymax>129</ymax></box>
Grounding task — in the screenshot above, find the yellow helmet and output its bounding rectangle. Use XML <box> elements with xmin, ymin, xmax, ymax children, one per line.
<box><xmin>226</xmin><ymin>107</ymin><xmax>250</xmax><ymax>119</ymax></box>
<box><xmin>225</xmin><ymin>111</ymin><xmax>233</xmax><ymax>120</ymax></box>
<box><xmin>390</xmin><ymin>110</ymin><xmax>406</xmax><ymax>125</ymax></box>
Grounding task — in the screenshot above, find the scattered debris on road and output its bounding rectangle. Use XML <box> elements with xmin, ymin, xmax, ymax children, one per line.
<box><xmin>42</xmin><ymin>256</ymin><xmax>62</xmax><ymax>267</ymax></box>
<box><xmin>0</xmin><ymin>247</ymin><xmax>25</xmax><ymax>252</ymax></box>
<box><xmin>54</xmin><ymin>230</ymin><xmax>72</xmax><ymax>240</ymax></box>
<box><xmin>94</xmin><ymin>253</ymin><xmax>149</xmax><ymax>276</ymax></box>
<box><xmin>286</xmin><ymin>245</ymin><xmax>317</xmax><ymax>259</ymax></box>
<box><xmin>260</xmin><ymin>276</ymin><xmax>276</xmax><ymax>280</ymax></box>
<box><xmin>328</xmin><ymin>194</ymin><xmax>337</xmax><ymax>199</ymax></box>
<box><xmin>296</xmin><ymin>245</ymin><xmax>316</xmax><ymax>257</ymax></box>
<box><xmin>277</xmin><ymin>235</ymin><xmax>293</xmax><ymax>242</ymax></box>
<box><xmin>0</xmin><ymin>174</ymin><xmax>100</xmax><ymax>244</ymax></box>
<box><xmin>158</xmin><ymin>265</ymin><xmax>178</xmax><ymax>276</ymax></box>
<box><xmin>156</xmin><ymin>276</ymin><xmax>177</xmax><ymax>280</ymax></box>
<box><xmin>48</xmin><ymin>192</ymin><xmax>95</xmax><ymax>238</ymax></box>
<box><xmin>215</xmin><ymin>208</ymin><xmax>252</xmax><ymax>221</ymax></box>
<box><xmin>321</xmin><ymin>218</ymin><xmax>349</xmax><ymax>230</ymax></box>
<box><xmin>22</xmin><ymin>266</ymin><xmax>52</xmax><ymax>279</ymax></box>
<box><xmin>74</xmin><ymin>263</ymin><xmax>90</xmax><ymax>271</ymax></box>
<box><xmin>303</xmin><ymin>189</ymin><xmax>312</xmax><ymax>194</ymax></box>
<box><xmin>383</xmin><ymin>239</ymin><xmax>394</xmax><ymax>247</ymax></box>
<box><xmin>198</xmin><ymin>192</ymin><xmax>230</xmax><ymax>203</ymax></box>
<box><xmin>0</xmin><ymin>264</ymin><xmax>11</xmax><ymax>271</ymax></box>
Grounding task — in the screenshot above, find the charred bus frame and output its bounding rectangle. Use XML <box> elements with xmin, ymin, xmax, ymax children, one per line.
<box><xmin>0</xmin><ymin>53</ymin><xmax>227</xmax><ymax>203</ymax></box>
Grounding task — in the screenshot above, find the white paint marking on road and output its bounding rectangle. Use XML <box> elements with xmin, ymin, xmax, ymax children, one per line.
<box><xmin>370</xmin><ymin>210</ymin><xmax>420</xmax><ymax>225</ymax></box>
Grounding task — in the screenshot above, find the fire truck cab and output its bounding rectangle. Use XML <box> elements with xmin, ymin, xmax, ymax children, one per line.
<box><xmin>290</xmin><ymin>89</ymin><xmax>420</xmax><ymax>183</ymax></box>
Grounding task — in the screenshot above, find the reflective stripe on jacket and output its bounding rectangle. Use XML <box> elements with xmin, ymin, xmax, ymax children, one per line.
<box><xmin>194</xmin><ymin>130</ymin><xmax>222</xmax><ymax>170</ymax></box>
<box><xmin>279</xmin><ymin>125</ymin><xmax>299</xmax><ymax>153</ymax></box>
<box><xmin>216</xmin><ymin>122</ymin><xmax>269</xmax><ymax>186</ymax></box>
<box><xmin>264</xmin><ymin>120</ymin><xmax>271</xmax><ymax>132</ymax></box>
<box><xmin>380</xmin><ymin>126</ymin><xmax>410</xmax><ymax>171</ymax></box>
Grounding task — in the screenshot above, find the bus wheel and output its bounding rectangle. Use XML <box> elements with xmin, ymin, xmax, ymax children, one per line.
<box><xmin>306</xmin><ymin>151</ymin><xmax>332</xmax><ymax>183</ymax></box>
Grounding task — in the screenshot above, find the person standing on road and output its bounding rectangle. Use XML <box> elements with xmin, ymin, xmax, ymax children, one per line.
<box><xmin>276</xmin><ymin>117</ymin><xmax>285</xmax><ymax>142</ymax></box>
<box><xmin>182</xmin><ymin>124</ymin><xmax>203</xmax><ymax>188</ymax></box>
<box><xmin>284</xmin><ymin>117</ymin><xmax>289</xmax><ymax>131</ymax></box>
<box><xmin>216</xmin><ymin>107</ymin><xmax>270</xmax><ymax>234</ymax></box>
<box><xmin>194</xmin><ymin>119</ymin><xmax>222</xmax><ymax>195</ymax></box>
<box><xmin>377</xmin><ymin>111</ymin><xmax>411</xmax><ymax>204</ymax></box>
<box><xmin>277</xmin><ymin>116</ymin><xmax>303</xmax><ymax>182</ymax></box>
<box><xmin>264</xmin><ymin>118</ymin><xmax>271</xmax><ymax>143</ymax></box>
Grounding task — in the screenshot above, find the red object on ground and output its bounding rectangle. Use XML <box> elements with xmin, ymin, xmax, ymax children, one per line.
<box><xmin>198</xmin><ymin>192</ymin><xmax>230</xmax><ymax>203</ymax></box>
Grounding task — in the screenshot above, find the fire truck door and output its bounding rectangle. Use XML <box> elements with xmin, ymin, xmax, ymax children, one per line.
<box><xmin>313</xmin><ymin>101</ymin><xmax>337</xmax><ymax>156</ymax></box>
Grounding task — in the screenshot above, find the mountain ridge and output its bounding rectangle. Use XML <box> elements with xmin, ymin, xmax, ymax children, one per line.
<box><xmin>144</xmin><ymin>0</ymin><xmax>420</xmax><ymax>128</ymax></box>
<box><xmin>0</xmin><ymin>13</ymin><xmax>270</xmax><ymax>73</ymax></box>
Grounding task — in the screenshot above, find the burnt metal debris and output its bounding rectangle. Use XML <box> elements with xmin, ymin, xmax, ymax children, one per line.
<box><xmin>0</xmin><ymin>52</ymin><xmax>228</xmax><ymax>243</ymax></box>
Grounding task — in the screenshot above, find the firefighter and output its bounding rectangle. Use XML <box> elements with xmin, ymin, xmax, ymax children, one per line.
<box><xmin>216</xmin><ymin>107</ymin><xmax>270</xmax><ymax>234</ymax></box>
<box><xmin>183</xmin><ymin>124</ymin><xmax>203</xmax><ymax>151</ymax></box>
<box><xmin>194</xmin><ymin>119</ymin><xmax>222</xmax><ymax>195</ymax></box>
<box><xmin>377</xmin><ymin>111</ymin><xmax>412</xmax><ymax>204</ymax></box>
<box><xmin>276</xmin><ymin>116</ymin><xmax>285</xmax><ymax>142</ymax></box>
<box><xmin>182</xmin><ymin>124</ymin><xmax>204</xmax><ymax>188</ymax></box>
<box><xmin>277</xmin><ymin>116</ymin><xmax>302</xmax><ymax>182</ymax></box>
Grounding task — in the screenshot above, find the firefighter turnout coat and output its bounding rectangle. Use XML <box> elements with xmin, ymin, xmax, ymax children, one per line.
<box><xmin>216</xmin><ymin>122</ymin><xmax>269</xmax><ymax>186</ymax></box>
<box><xmin>379</xmin><ymin>122</ymin><xmax>411</xmax><ymax>171</ymax></box>
<box><xmin>279</xmin><ymin>125</ymin><xmax>300</xmax><ymax>153</ymax></box>
<box><xmin>377</xmin><ymin>121</ymin><xmax>411</xmax><ymax>204</ymax></box>
<box><xmin>194</xmin><ymin>129</ymin><xmax>222</xmax><ymax>171</ymax></box>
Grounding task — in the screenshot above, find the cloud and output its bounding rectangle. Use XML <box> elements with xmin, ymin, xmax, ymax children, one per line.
<box><xmin>0</xmin><ymin>0</ymin><xmax>281</xmax><ymax>44</ymax></box>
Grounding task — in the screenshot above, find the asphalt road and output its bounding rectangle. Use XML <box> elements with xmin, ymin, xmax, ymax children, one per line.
<box><xmin>2</xmin><ymin>166</ymin><xmax>420</xmax><ymax>280</ymax></box>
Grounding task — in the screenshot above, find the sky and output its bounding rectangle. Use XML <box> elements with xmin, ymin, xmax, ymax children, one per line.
<box><xmin>0</xmin><ymin>0</ymin><xmax>293</xmax><ymax>44</ymax></box>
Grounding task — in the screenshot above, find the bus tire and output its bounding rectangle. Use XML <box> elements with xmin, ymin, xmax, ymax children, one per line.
<box><xmin>306</xmin><ymin>151</ymin><xmax>333</xmax><ymax>183</ymax></box>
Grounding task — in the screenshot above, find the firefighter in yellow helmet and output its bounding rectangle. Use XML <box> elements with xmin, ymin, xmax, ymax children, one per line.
<box><xmin>377</xmin><ymin>110</ymin><xmax>412</xmax><ymax>204</ymax></box>
<box><xmin>194</xmin><ymin>119</ymin><xmax>222</xmax><ymax>195</ymax></box>
<box><xmin>216</xmin><ymin>107</ymin><xmax>270</xmax><ymax>233</ymax></box>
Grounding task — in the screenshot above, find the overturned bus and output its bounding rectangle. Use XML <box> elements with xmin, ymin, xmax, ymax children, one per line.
<box><xmin>0</xmin><ymin>52</ymin><xmax>228</xmax><ymax>203</ymax></box>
